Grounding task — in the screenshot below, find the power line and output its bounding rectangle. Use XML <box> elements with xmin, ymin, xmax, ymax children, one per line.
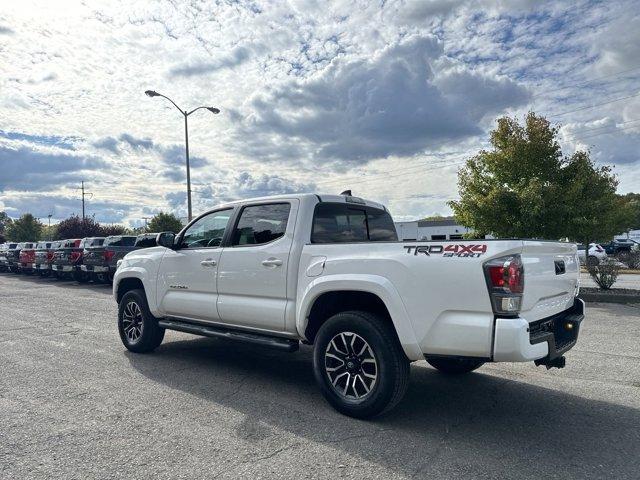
<box><xmin>571</xmin><ymin>124</ymin><xmax>640</xmax><ymax>142</ymax></box>
<box><xmin>565</xmin><ymin>118</ymin><xmax>640</xmax><ymax>136</ymax></box>
<box><xmin>530</xmin><ymin>64</ymin><xmax>640</xmax><ymax>99</ymax></box>
<box><xmin>548</xmin><ymin>92</ymin><xmax>640</xmax><ymax>118</ymax></box>
<box><xmin>315</xmin><ymin>157</ymin><xmax>467</xmax><ymax>190</ymax></box>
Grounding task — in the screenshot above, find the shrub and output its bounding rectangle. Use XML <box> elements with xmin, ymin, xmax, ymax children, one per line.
<box><xmin>619</xmin><ymin>250</ymin><xmax>640</xmax><ymax>270</ymax></box>
<box><xmin>587</xmin><ymin>258</ymin><xmax>621</xmax><ymax>290</ymax></box>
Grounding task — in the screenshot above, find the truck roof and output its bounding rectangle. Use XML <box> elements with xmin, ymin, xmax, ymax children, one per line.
<box><xmin>218</xmin><ymin>193</ymin><xmax>386</xmax><ymax>211</ymax></box>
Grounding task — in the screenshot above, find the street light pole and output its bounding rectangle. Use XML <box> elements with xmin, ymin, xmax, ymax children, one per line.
<box><xmin>184</xmin><ymin>113</ymin><xmax>192</xmax><ymax>222</ymax></box>
<box><xmin>144</xmin><ymin>90</ymin><xmax>220</xmax><ymax>222</ymax></box>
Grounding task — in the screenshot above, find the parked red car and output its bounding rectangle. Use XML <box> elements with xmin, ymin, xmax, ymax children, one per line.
<box><xmin>18</xmin><ymin>242</ymin><xmax>37</xmax><ymax>274</ymax></box>
<box><xmin>34</xmin><ymin>241</ymin><xmax>60</xmax><ymax>277</ymax></box>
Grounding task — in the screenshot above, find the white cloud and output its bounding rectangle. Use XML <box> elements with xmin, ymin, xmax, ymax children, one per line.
<box><xmin>0</xmin><ymin>0</ymin><xmax>638</xmax><ymax>225</ymax></box>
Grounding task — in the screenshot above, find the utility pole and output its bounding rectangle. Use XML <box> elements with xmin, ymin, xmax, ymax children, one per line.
<box><xmin>47</xmin><ymin>214</ymin><xmax>52</xmax><ymax>241</ymax></box>
<box><xmin>80</xmin><ymin>181</ymin><xmax>94</xmax><ymax>221</ymax></box>
<box><xmin>142</xmin><ymin>217</ymin><xmax>152</xmax><ymax>232</ymax></box>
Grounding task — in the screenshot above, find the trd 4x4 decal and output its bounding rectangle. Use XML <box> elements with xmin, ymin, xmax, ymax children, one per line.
<box><xmin>404</xmin><ymin>244</ymin><xmax>487</xmax><ymax>258</ymax></box>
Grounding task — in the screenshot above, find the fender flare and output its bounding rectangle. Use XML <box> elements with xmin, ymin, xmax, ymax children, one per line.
<box><xmin>113</xmin><ymin>268</ymin><xmax>160</xmax><ymax>317</ymax></box>
<box><xmin>297</xmin><ymin>274</ymin><xmax>423</xmax><ymax>361</ymax></box>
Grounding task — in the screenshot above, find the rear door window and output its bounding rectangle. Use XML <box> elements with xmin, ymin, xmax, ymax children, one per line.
<box><xmin>231</xmin><ymin>203</ymin><xmax>291</xmax><ymax>246</ymax></box>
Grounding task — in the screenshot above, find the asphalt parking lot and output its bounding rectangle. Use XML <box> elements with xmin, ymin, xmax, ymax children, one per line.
<box><xmin>1</xmin><ymin>273</ymin><xmax>639</xmax><ymax>479</ymax></box>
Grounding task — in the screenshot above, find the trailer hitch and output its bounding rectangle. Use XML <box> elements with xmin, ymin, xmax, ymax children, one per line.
<box><xmin>535</xmin><ymin>355</ymin><xmax>566</xmax><ymax>370</ymax></box>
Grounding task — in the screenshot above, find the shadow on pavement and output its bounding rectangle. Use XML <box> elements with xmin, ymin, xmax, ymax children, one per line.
<box><xmin>127</xmin><ymin>336</ymin><xmax>640</xmax><ymax>479</ymax></box>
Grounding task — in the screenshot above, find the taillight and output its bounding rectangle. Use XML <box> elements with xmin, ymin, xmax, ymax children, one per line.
<box><xmin>596</xmin><ymin>245</ymin><xmax>604</xmax><ymax>252</ymax></box>
<box><xmin>47</xmin><ymin>251</ymin><xmax>54</xmax><ymax>262</ymax></box>
<box><xmin>70</xmin><ymin>251</ymin><xmax>82</xmax><ymax>263</ymax></box>
<box><xmin>104</xmin><ymin>250</ymin><xmax>115</xmax><ymax>262</ymax></box>
<box><xmin>483</xmin><ymin>254</ymin><xmax>524</xmax><ymax>316</ymax></box>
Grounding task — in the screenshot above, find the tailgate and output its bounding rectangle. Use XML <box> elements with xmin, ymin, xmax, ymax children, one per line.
<box><xmin>520</xmin><ymin>241</ymin><xmax>580</xmax><ymax>322</ymax></box>
<box><xmin>84</xmin><ymin>248</ymin><xmax>105</xmax><ymax>266</ymax></box>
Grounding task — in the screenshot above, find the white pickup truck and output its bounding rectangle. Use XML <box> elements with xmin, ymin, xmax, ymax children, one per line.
<box><xmin>113</xmin><ymin>193</ymin><xmax>584</xmax><ymax>418</ymax></box>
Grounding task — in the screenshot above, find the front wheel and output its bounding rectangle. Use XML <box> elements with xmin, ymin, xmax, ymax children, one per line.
<box><xmin>313</xmin><ymin>311</ymin><xmax>410</xmax><ymax>419</ymax></box>
<box><xmin>426</xmin><ymin>357</ymin><xmax>485</xmax><ymax>374</ymax></box>
<box><xmin>118</xmin><ymin>289</ymin><xmax>165</xmax><ymax>353</ymax></box>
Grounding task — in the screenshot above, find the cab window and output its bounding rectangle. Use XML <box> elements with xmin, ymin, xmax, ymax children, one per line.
<box><xmin>180</xmin><ymin>209</ymin><xmax>232</xmax><ymax>249</ymax></box>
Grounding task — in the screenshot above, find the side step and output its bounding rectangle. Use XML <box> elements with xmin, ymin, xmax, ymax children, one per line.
<box><xmin>157</xmin><ymin>318</ymin><xmax>299</xmax><ymax>352</ymax></box>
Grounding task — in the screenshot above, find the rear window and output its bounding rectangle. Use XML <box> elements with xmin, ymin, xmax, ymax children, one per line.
<box><xmin>311</xmin><ymin>203</ymin><xmax>398</xmax><ymax>243</ymax></box>
<box><xmin>105</xmin><ymin>236</ymin><xmax>136</xmax><ymax>247</ymax></box>
<box><xmin>135</xmin><ymin>235</ymin><xmax>157</xmax><ymax>248</ymax></box>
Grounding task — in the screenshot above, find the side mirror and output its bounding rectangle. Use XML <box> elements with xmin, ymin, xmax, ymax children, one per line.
<box><xmin>156</xmin><ymin>232</ymin><xmax>176</xmax><ymax>249</ymax></box>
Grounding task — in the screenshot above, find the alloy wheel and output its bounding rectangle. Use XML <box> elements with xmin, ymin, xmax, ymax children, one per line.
<box><xmin>324</xmin><ymin>332</ymin><xmax>378</xmax><ymax>400</ymax></box>
<box><xmin>122</xmin><ymin>301</ymin><xmax>144</xmax><ymax>343</ymax></box>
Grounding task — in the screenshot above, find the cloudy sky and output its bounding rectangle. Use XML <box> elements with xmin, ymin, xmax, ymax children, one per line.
<box><xmin>1</xmin><ymin>0</ymin><xmax>639</xmax><ymax>226</ymax></box>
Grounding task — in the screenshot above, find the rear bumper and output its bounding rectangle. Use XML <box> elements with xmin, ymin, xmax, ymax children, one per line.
<box><xmin>52</xmin><ymin>265</ymin><xmax>75</xmax><ymax>272</ymax></box>
<box><xmin>493</xmin><ymin>299</ymin><xmax>585</xmax><ymax>362</ymax></box>
<box><xmin>81</xmin><ymin>265</ymin><xmax>109</xmax><ymax>272</ymax></box>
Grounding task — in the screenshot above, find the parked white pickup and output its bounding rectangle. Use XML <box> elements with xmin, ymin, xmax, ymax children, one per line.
<box><xmin>113</xmin><ymin>193</ymin><xmax>584</xmax><ymax>418</ymax></box>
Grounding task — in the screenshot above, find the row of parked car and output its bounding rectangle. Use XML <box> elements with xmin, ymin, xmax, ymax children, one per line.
<box><xmin>0</xmin><ymin>233</ymin><xmax>159</xmax><ymax>283</ymax></box>
<box><xmin>577</xmin><ymin>239</ymin><xmax>639</xmax><ymax>266</ymax></box>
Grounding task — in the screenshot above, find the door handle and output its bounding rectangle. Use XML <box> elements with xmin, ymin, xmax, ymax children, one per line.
<box><xmin>261</xmin><ymin>258</ymin><xmax>283</xmax><ymax>267</ymax></box>
<box><xmin>200</xmin><ymin>259</ymin><xmax>217</xmax><ymax>267</ymax></box>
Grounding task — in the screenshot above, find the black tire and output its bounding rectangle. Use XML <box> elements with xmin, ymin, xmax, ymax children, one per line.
<box><xmin>118</xmin><ymin>289</ymin><xmax>165</xmax><ymax>353</ymax></box>
<box><xmin>313</xmin><ymin>310</ymin><xmax>410</xmax><ymax>419</ymax></box>
<box><xmin>426</xmin><ymin>357</ymin><xmax>485</xmax><ymax>374</ymax></box>
<box><xmin>73</xmin><ymin>270</ymin><xmax>90</xmax><ymax>283</ymax></box>
<box><xmin>39</xmin><ymin>269</ymin><xmax>51</xmax><ymax>278</ymax></box>
<box><xmin>587</xmin><ymin>255</ymin><xmax>599</xmax><ymax>267</ymax></box>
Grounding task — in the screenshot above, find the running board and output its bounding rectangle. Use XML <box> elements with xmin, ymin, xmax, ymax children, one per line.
<box><xmin>157</xmin><ymin>318</ymin><xmax>299</xmax><ymax>352</ymax></box>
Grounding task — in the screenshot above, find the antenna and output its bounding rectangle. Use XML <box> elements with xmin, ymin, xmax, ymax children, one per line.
<box><xmin>340</xmin><ymin>189</ymin><xmax>352</xmax><ymax>196</ymax></box>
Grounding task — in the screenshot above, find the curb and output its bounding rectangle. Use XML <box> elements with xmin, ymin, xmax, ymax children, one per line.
<box><xmin>579</xmin><ymin>288</ymin><xmax>640</xmax><ymax>305</ymax></box>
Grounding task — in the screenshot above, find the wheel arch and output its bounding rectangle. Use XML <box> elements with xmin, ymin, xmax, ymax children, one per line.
<box><xmin>115</xmin><ymin>276</ymin><xmax>145</xmax><ymax>304</ymax></box>
<box><xmin>297</xmin><ymin>275</ymin><xmax>423</xmax><ymax>361</ymax></box>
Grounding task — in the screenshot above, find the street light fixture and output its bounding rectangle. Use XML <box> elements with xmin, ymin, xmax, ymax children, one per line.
<box><xmin>144</xmin><ymin>90</ymin><xmax>220</xmax><ymax>222</ymax></box>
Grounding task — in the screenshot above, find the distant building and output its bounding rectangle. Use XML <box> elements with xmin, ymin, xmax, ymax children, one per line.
<box><xmin>395</xmin><ymin>217</ymin><xmax>491</xmax><ymax>241</ymax></box>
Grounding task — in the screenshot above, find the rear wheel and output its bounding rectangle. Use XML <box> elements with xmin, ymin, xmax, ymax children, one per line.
<box><xmin>587</xmin><ymin>255</ymin><xmax>599</xmax><ymax>267</ymax></box>
<box><xmin>118</xmin><ymin>289</ymin><xmax>165</xmax><ymax>353</ymax></box>
<box><xmin>313</xmin><ymin>311</ymin><xmax>410</xmax><ymax>419</ymax></box>
<box><xmin>426</xmin><ymin>357</ymin><xmax>485</xmax><ymax>374</ymax></box>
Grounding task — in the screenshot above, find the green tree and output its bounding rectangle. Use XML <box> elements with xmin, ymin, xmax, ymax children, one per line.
<box><xmin>449</xmin><ymin>112</ymin><xmax>634</xmax><ymax>243</ymax></box>
<box><xmin>5</xmin><ymin>213</ymin><xmax>44</xmax><ymax>241</ymax></box>
<box><xmin>146</xmin><ymin>212</ymin><xmax>183</xmax><ymax>233</ymax></box>
<box><xmin>0</xmin><ymin>211</ymin><xmax>12</xmax><ymax>242</ymax></box>
<box><xmin>620</xmin><ymin>193</ymin><xmax>640</xmax><ymax>231</ymax></box>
